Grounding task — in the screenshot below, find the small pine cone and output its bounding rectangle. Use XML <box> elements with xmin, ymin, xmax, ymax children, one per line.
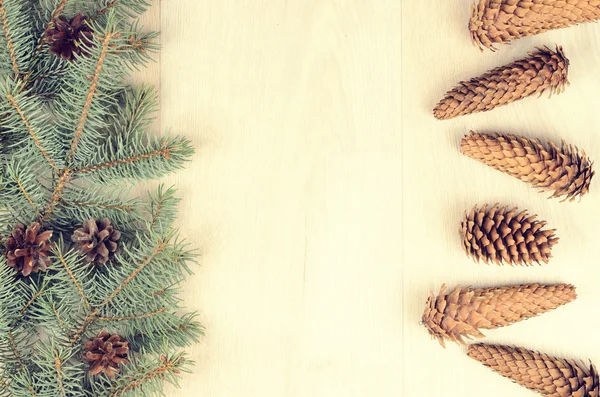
<box><xmin>71</xmin><ymin>218</ymin><xmax>121</xmax><ymax>265</ymax></box>
<box><xmin>460</xmin><ymin>204</ymin><xmax>558</xmax><ymax>266</ymax></box>
<box><xmin>422</xmin><ymin>283</ymin><xmax>576</xmax><ymax>347</ymax></box>
<box><xmin>433</xmin><ymin>46</ymin><xmax>569</xmax><ymax>120</ymax></box>
<box><xmin>83</xmin><ymin>331</ymin><xmax>129</xmax><ymax>378</ymax></box>
<box><xmin>461</xmin><ymin>132</ymin><xmax>594</xmax><ymax>202</ymax></box>
<box><xmin>470</xmin><ymin>0</ymin><xmax>600</xmax><ymax>51</ymax></box>
<box><xmin>468</xmin><ymin>344</ymin><xmax>599</xmax><ymax>397</ymax></box>
<box><xmin>5</xmin><ymin>223</ymin><xmax>53</xmax><ymax>276</ymax></box>
<box><xmin>43</xmin><ymin>13</ymin><xmax>93</xmax><ymax>61</ymax></box>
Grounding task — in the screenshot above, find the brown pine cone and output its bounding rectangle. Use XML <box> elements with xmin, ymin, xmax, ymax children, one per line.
<box><xmin>470</xmin><ymin>0</ymin><xmax>600</xmax><ymax>51</ymax></box>
<box><xmin>71</xmin><ymin>218</ymin><xmax>121</xmax><ymax>265</ymax></box>
<box><xmin>5</xmin><ymin>222</ymin><xmax>53</xmax><ymax>276</ymax></box>
<box><xmin>422</xmin><ymin>284</ymin><xmax>576</xmax><ymax>347</ymax></box>
<box><xmin>83</xmin><ymin>331</ymin><xmax>129</xmax><ymax>378</ymax></box>
<box><xmin>468</xmin><ymin>343</ymin><xmax>599</xmax><ymax>396</ymax></box>
<box><xmin>43</xmin><ymin>13</ymin><xmax>93</xmax><ymax>61</ymax></box>
<box><xmin>461</xmin><ymin>132</ymin><xmax>594</xmax><ymax>202</ymax></box>
<box><xmin>460</xmin><ymin>204</ymin><xmax>558</xmax><ymax>266</ymax></box>
<box><xmin>433</xmin><ymin>46</ymin><xmax>569</xmax><ymax>120</ymax></box>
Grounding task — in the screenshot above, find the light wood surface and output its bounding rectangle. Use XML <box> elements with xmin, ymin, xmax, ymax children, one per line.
<box><xmin>135</xmin><ymin>1</ymin><xmax>600</xmax><ymax>396</ymax></box>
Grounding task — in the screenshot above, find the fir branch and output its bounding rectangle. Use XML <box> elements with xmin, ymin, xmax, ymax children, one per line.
<box><xmin>74</xmin><ymin>144</ymin><xmax>171</xmax><ymax>174</ymax></box>
<box><xmin>6</xmin><ymin>93</ymin><xmax>58</xmax><ymax>171</ymax></box>
<box><xmin>99</xmin><ymin>307</ymin><xmax>165</xmax><ymax>322</ymax></box>
<box><xmin>66</xmin><ymin>200</ymin><xmax>133</xmax><ymax>212</ymax></box>
<box><xmin>108</xmin><ymin>357</ymin><xmax>182</xmax><ymax>397</ymax></box>
<box><xmin>100</xmin><ymin>238</ymin><xmax>168</xmax><ymax>309</ymax></box>
<box><xmin>54</xmin><ymin>246</ymin><xmax>91</xmax><ymax>311</ymax></box>
<box><xmin>18</xmin><ymin>288</ymin><xmax>45</xmax><ymax>317</ymax></box>
<box><xmin>7</xmin><ymin>331</ymin><xmax>23</xmax><ymax>369</ymax></box>
<box><xmin>98</xmin><ymin>1</ymin><xmax>117</xmax><ymax>15</ymax></box>
<box><xmin>14</xmin><ymin>177</ymin><xmax>38</xmax><ymax>214</ymax></box>
<box><xmin>0</xmin><ymin>0</ymin><xmax>19</xmax><ymax>76</ymax></box>
<box><xmin>68</xmin><ymin>31</ymin><xmax>114</xmax><ymax>163</ymax></box>
<box><xmin>51</xmin><ymin>304</ymin><xmax>71</xmax><ymax>337</ymax></box>
<box><xmin>68</xmin><ymin>237</ymin><xmax>168</xmax><ymax>345</ymax></box>
<box><xmin>42</xmin><ymin>169</ymin><xmax>71</xmax><ymax>222</ymax></box>
<box><xmin>53</xmin><ymin>353</ymin><xmax>66</xmax><ymax>397</ymax></box>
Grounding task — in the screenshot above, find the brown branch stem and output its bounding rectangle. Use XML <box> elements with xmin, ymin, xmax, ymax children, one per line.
<box><xmin>0</xmin><ymin>0</ymin><xmax>20</xmax><ymax>76</ymax></box>
<box><xmin>68</xmin><ymin>32</ymin><xmax>113</xmax><ymax>162</ymax></box>
<box><xmin>108</xmin><ymin>360</ymin><xmax>177</xmax><ymax>397</ymax></box>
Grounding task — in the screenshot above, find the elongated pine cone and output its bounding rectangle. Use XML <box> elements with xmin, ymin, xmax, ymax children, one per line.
<box><xmin>71</xmin><ymin>218</ymin><xmax>121</xmax><ymax>265</ymax></box>
<box><xmin>462</xmin><ymin>132</ymin><xmax>594</xmax><ymax>202</ymax></box>
<box><xmin>5</xmin><ymin>223</ymin><xmax>53</xmax><ymax>276</ymax></box>
<box><xmin>460</xmin><ymin>204</ymin><xmax>558</xmax><ymax>266</ymax></box>
<box><xmin>433</xmin><ymin>46</ymin><xmax>569</xmax><ymax>120</ymax></box>
<box><xmin>468</xmin><ymin>344</ymin><xmax>599</xmax><ymax>397</ymax></box>
<box><xmin>83</xmin><ymin>331</ymin><xmax>129</xmax><ymax>378</ymax></box>
<box><xmin>422</xmin><ymin>283</ymin><xmax>576</xmax><ymax>347</ymax></box>
<box><xmin>470</xmin><ymin>0</ymin><xmax>600</xmax><ymax>51</ymax></box>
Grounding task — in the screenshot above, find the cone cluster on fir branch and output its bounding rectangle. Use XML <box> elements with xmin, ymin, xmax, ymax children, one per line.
<box><xmin>4</xmin><ymin>222</ymin><xmax>53</xmax><ymax>276</ymax></box>
<box><xmin>433</xmin><ymin>46</ymin><xmax>569</xmax><ymax>120</ymax></box>
<box><xmin>461</xmin><ymin>132</ymin><xmax>594</xmax><ymax>202</ymax></box>
<box><xmin>468</xmin><ymin>343</ymin><xmax>599</xmax><ymax>397</ymax></box>
<box><xmin>470</xmin><ymin>0</ymin><xmax>600</xmax><ymax>51</ymax></box>
<box><xmin>460</xmin><ymin>204</ymin><xmax>558</xmax><ymax>266</ymax></box>
<box><xmin>421</xmin><ymin>283</ymin><xmax>576</xmax><ymax>347</ymax></box>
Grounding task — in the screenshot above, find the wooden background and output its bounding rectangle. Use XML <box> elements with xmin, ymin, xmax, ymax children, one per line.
<box><xmin>137</xmin><ymin>1</ymin><xmax>600</xmax><ymax>396</ymax></box>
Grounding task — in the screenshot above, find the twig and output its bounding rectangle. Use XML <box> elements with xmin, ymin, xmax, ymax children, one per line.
<box><xmin>0</xmin><ymin>0</ymin><xmax>20</xmax><ymax>76</ymax></box>
<box><xmin>72</xmin><ymin>145</ymin><xmax>171</xmax><ymax>175</ymax></box>
<box><xmin>54</xmin><ymin>247</ymin><xmax>91</xmax><ymax>310</ymax></box>
<box><xmin>99</xmin><ymin>308</ymin><xmax>165</xmax><ymax>322</ymax></box>
<box><xmin>68</xmin><ymin>32</ymin><xmax>113</xmax><ymax>162</ymax></box>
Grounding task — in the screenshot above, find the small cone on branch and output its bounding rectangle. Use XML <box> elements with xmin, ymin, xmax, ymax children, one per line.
<box><xmin>433</xmin><ymin>46</ymin><xmax>569</xmax><ymax>120</ymax></box>
<box><xmin>460</xmin><ymin>204</ymin><xmax>558</xmax><ymax>266</ymax></box>
<box><xmin>83</xmin><ymin>331</ymin><xmax>129</xmax><ymax>378</ymax></box>
<box><xmin>461</xmin><ymin>132</ymin><xmax>594</xmax><ymax>202</ymax></box>
<box><xmin>5</xmin><ymin>222</ymin><xmax>53</xmax><ymax>276</ymax></box>
<box><xmin>422</xmin><ymin>283</ymin><xmax>576</xmax><ymax>347</ymax></box>
<box><xmin>470</xmin><ymin>0</ymin><xmax>600</xmax><ymax>51</ymax></box>
<box><xmin>43</xmin><ymin>13</ymin><xmax>94</xmax><ymax>61</ymax></box>
<box><xmin>71</xmin><ymin>218</ymin><xmax>121</xmax><ymax>265</ymax></box>
<box><xmin>468</xmin><ymin>343</ymin><xmax>599</xmax><ymax>397</ymax></box>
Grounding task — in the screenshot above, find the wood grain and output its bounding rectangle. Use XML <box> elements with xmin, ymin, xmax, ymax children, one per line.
<box><xmin>133</xmin><ymin>1</ymin><xmax>600</xmax><ymax>396</ymax></box>
<box><xmin>158</xmin><ymin>1</ymin><xmax>402</xmax><ymax>396</ymax></box>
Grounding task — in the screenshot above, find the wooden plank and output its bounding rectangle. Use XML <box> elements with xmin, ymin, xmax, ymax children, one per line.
<box><xmin>160</xmin><ymin>1</ymin><xmax>402</xmax><ymax>396</ymax></box>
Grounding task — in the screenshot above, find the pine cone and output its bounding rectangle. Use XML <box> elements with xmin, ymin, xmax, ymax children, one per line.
<box><xmin>83</xmin><ymin>331</ymin><xmax>129</xmax><ymax>378</ymax></box>
<box><xmin>468</xmin><ymin>343</ymin><xmax>599</xmax><ymax>396</ymax></box>
<box><xmin>433</xmin><ymin>46</ymin><xmax>569</xmax><ymax>120</ymax></box>
<box><xmin>5</xmin><ymin>223</ymin><xmax>53</xmax><ymax>276</ymax></box>
<box><xmin>461</xmin><ymin>132</ymin><xmax>594</xmax><ymax>202</ymax></box>
<box><xmin>470</xmin><ymin>0</ymin><xmax>600</xmax><ymax>51</ymax></box>
<box><xmin>422</xmin><ymin>283</ymin><xmax>576</xmax><ymax>347</ymax></box>
<box><xmin>71</xmin><ymin>218</ymin><xmax>121</xmax><ymax>265</ymax></box>
<box><xmin>43</xmin><ymin>13</ymin><xmax>93</xmax><ymax>61</ymax></box>
<box><xmin>460</xmin><ymin>204</ymin><xmax>558</xmax><ymax>266</ymax></box>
